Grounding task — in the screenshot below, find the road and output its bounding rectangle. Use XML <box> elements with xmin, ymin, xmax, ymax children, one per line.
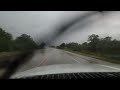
<box><xmin>14</xmin><ymin>48</ymin><xmax>120</xmax><ymax>74</ymax></box>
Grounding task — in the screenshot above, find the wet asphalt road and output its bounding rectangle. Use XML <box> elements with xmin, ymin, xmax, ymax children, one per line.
<box><xmin>15</xmin><ymin>48</ymin><xmax>120</xmax><ymax>73</ymax></box>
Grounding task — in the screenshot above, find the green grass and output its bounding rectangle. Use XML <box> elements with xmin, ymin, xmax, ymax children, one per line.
<box><xmin>0</xmin><ymin>51</ymin><xmax>22</xmax><ymax>61</ymax></box>
<box><xmin>63</xmin><ymin>48</ymin><xmax>120</xmax><ymax>64</ymax></box>
<box><xmin>0</xmin><ymin>51</ymin><xmax>24</xmax><ymax>68</ymax></box>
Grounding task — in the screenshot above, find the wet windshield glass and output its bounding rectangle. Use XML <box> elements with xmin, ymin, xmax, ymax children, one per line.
<box><xmin>0</xmin><ymin>11</ymin><xmax>120</xmax><ymax>79</ymax></box>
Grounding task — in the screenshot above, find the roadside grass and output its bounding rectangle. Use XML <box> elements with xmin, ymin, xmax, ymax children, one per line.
<box><xmin>0</xmin><ymin>50</ymin><xmax>34</xmax><ymax>78</ymax></box>
<box><xmin>63</xmin><ymin>48</ymin><xmax>120</xmax><ymax>64</ymax></box>
<box><xmin>0</xmin><ymin>51</ymin><xmax>25</xmax><ymax>70</ymax></box>
<box><xmin>0</xmin><ymin>51</ymin><xmax>22</xmax><ymax>63</ymax></box>
<box><xmin>0</xmin><ymin>51</ymin><xmax>23</xmax><ymax>77</ymax></box>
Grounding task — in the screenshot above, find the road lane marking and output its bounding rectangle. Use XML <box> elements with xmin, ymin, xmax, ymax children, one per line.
<box><xmin>97</xmin><ymin>64</ymin><xmax>120</xmax><ymax>71</ymax></box>
<box><xmin>71</xmin><ymin>57</ymin><xmax>81</xmax><ymax>63</ymax></box>
<box><xmin>67</xmin><ymin>55</ymin><xmax>81</xmax><ymax>63</ymax></box>
<box><xmin>37</xmin><ymin>57</ymin><xmax>46</xmax><ymax>66</ymax></box>
<box><xmin>30</xmin><ymin>55</ymin><xmax>44</xmax><ymax>68</ymax></box>
<box><xmin>37</xmin><ymin>53</ymin><xmax>53</xmax><ymax>66</ymax></box>
<box><xmin>61</xmin><ymin>49</ymin><xmax>84</xmax><ymax>64</ymax></box>
<box><xmin>65</xmin><ymin>52</ymin><xmax>90</xmax><ymax>63</ymax></box>
<box><xmin>17</xmin><ymin>50</ymin><xmax>56</xmax><ymax>73</ymax></box>
<box><xmin>39</xmin><ymin>48</ymin><xmax>59</xmax><ymax>65</ymax></box>
<box><xmin>16</xmin><ymin>54</ymin><xmax>44</xmax><ymax>73</ymax></box>
<box><xmin>41</xmin><ymin>53</ymin><xmax>54</xmax><ymax>65</ymax></box>
<box><xmin>18</xmin><ymin>55</ymin><xmax>45</xmax><ymax>73</ymax></box>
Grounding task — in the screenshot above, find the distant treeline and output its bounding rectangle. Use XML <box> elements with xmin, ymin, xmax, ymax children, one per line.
<box><xmin>0</xmin><ymin>27</ymin><xmax>45</xmax><ymax>52</ymax></box>
<box><xmin>57</xmin><ymin>34</ymin><xmax>120</xmax><ymax>56</ymax></box>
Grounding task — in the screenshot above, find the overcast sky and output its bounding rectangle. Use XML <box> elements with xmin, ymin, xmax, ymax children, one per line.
<box><xmin>0</xmin><ymin>11</ymin><xmax>120</xmax><ymax>45</ymax></box>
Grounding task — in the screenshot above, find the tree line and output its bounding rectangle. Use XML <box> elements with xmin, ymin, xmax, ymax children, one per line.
<box><xmin>0</xmin><ymin>27</ymin><xmax>45</xmax><ymax>52</ymax></box>
<box><xmin>57</xmin><ymin>34</ymin><xmax>120</xmax><ymax>57</ymax></box>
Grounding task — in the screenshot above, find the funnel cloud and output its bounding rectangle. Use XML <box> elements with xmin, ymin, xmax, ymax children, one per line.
<box><xmin>0</xmin><ymin>11</ymin><xmax>120</xmax><ymax>45</ymax></box>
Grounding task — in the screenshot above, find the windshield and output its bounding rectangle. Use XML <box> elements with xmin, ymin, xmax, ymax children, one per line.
<box><xmin>0</xmin><ymin>11</ymin><xmax>120</xmax><ymax>79</ymax></box>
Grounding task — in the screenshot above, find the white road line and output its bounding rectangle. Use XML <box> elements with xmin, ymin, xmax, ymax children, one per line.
<box><xmin>16</xmin><ymin>57</ymin><xmax>45</xmax><ymax>73</ymax></box>
<box><xmin>17</xmin><ymin>55</ymin><xmax>45</xmax><ymax>73</ymax></box>
<box><xmin>30</xmin><ymin>55</ymin><xmax>44</xmax><ymax>68</ymax></box>
<box><xmin>97</xmin><ymin>64</ymin><xmax>120</xmax><ymax>71</ymax></box>
<box><xmin>17</xmin><ymin>52</ymin><xmax>54</xmax><ymax>74</ymax></box>
<box><xmin>68</xmin><ymin>55</ymin><xmax>81</xmax><ymax>63</ymax></box>
<box><xmin>37</xmin><ymin>58</ymin><xmax>46</xmax><ymax>66</ymax></box>
<box><xmin>38</xmin><ymin>53</ymin><xmax>53</xmax><ymax>66</ymax></box>
<box><xmin>65</xmin><ymin>52</ymin><xmax>81</xmax><ymax>63</ymax></box>
<box><xmin>34</xmin><ymin>55</ymin><xmax>47</xmax><ymax>66</ymax></box>
<box><xmin>41</xmin><ymin>54</ymin><xmax>54</xmax><ymax>65</ymax></box>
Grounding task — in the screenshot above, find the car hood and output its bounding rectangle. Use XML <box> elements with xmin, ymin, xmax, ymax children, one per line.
<box><xmin>11</xmin><ymin>64</ymin><xmax>120</xmax><ymax>78</ymax></box>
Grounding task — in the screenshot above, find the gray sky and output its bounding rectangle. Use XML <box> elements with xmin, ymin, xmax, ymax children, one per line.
<box><xmin>0</xmin><ymin>11</ymin><xmax>120</xmax><ymax>45</ymax></box>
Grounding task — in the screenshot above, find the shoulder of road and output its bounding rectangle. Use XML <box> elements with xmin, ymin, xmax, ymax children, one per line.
<box><xmin>61</xmin><ymin>48</ymin><xmax>120</xmax><ymax>65</ymax></box>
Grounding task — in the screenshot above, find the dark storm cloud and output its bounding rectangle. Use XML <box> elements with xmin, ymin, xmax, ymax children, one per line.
<box><xmin>0</xmin><ymin>11</ymin><xmax>88</xmax><ymax>39</ymax></box>
<box><xmin>54</xmin><ymin>11</ymin><xmax>120</xmax><ymax>45</ymax></box>
<box><xmin>0</xmin><ymin>11</ymin><xmax>120</xmax><ymax>45</ymax></box>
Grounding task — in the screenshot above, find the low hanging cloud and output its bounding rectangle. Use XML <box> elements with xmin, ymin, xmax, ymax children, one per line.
<box><xmin>0</xmin><ymin>11</ymin><xmax>87</xmax><ymax>39</ymax></box>
<box><xmin>54</xmin><ymin>11</ymin><xmax>120</xmax><ymax>45</ymax></box>
<box><xmin>0</xmin><ymin>11</ymin><xmax>120</xmax><ymax>45</ymax></box>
